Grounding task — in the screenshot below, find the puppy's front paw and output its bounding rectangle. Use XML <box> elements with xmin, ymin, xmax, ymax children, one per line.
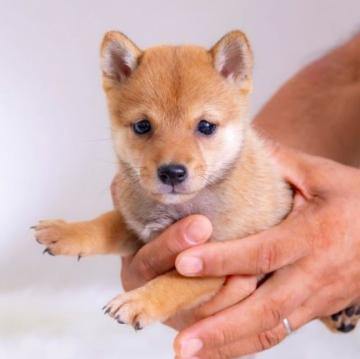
<box><xmin>32</xmin><ymin>220</ymin><xmax>84</xmax><ymax>258</ymax></box>
<box><xmin>103</xmin><ymin>288</ymin><xmax>166</xmax><ymax>330</ymax></box>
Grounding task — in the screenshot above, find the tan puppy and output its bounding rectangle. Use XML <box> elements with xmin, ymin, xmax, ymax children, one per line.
<box><xmin>34</xmin><ymin>31</ymin><xmax>293</xmax><ymax>329</ymax></box>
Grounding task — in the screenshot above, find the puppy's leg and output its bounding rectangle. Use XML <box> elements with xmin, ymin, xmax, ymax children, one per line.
<box><xmin>33</xmin><ymin>211</ymin><xmax>139</xmax><ymax>257</ymax></box>
<box><xmin>104</xmin><ymin>271</ymin><xmax>224</xmax><ymax>329</ymax></box>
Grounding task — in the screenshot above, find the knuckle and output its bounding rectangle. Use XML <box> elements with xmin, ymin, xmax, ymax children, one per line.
<box><xmin>257</xmin><ymin>329</ymin><xmax>283</xmax><ymax>351</ymax></box>
<box><xmin>260</xmin><ymin>301</ymin><xmax>283</xmax><ymax>329</ymax></box>
<box><xmin>256</xmin><ymin>243</ymin><xmax>277</xmax><ymax>274</ymax></box>
<box><xmin>214</xmin><ymin>328</ymin><xmax>228</xmax><ymax>347</ymax></box>
<box><xmin>208</xmin><ymin>327</ymin><xmax>232</xmax><ymax>348</ymax></box>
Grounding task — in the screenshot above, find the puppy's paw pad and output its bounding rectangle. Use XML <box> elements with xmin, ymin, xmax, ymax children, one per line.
<box><xmin>103</xmin><ymin>290</ymin><xmax>160</xmax><ymax>329</ymax></box>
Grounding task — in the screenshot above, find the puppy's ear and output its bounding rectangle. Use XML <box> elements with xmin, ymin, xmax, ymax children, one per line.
<box><xmin>100</xmin><ymin>31</ymin><xmax>142</xmax><ymax>82</ymax></box>
<box><xmin>210</xmin><ymin>31</ymin><xmax>253</xmax><ymax>91</ymax></box>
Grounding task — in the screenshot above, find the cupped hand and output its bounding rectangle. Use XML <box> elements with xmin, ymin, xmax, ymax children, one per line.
<box><xmin>120</xmin><ymin>214</ymin><xmax>257</xmax><ymax>331</ymax></box>
<box><xmin>173</xmin><ymin>146</ymin><xmax>360</xmax><ymax>359</ymax></box>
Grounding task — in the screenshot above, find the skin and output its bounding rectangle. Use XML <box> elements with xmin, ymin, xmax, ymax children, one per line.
<box><xmin>121</xmin><ymin>32</ymin><xmax>360</xmax><ymax>358</ymax></box>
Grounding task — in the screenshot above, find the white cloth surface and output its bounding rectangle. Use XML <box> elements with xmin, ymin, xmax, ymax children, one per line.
<box><xmin>1</xmin><ymin>287</ymin><xmax>359</xmax><ymax>359</ymax></box>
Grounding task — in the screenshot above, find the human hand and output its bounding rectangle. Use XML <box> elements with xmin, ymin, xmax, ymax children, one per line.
<box><xmin>120</xmin><ymin>214</ymin><xmax>219</xmax><ymax>330</ymax></box>
<box><xmin>120</xmin><ymin>214</ymin><xmax>258</xmax><ymax>331</ymax></box>
<box><xmin>173</xmin><ymin>146</ymin><xmax>360</xmax><ymax>359</ymax></box>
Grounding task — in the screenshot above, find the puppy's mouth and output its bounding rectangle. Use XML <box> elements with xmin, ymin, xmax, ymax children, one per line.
<box><xmin>151</xmin><ymin>187</ymin><xmax>197</xmax><ymax>196</ymax></box>
<box><xmin>148</xmin><ymin>180</ymin><xmax>203</xmax><ymax>204</ymax></box>
<box><xmin>150</xmin><ymin>186</ymin><xmax>200</xmax><ymax>204</ymax></box>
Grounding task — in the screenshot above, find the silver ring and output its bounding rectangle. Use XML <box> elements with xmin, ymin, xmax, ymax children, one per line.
<box><xmin>283</xmin><ymin>318</ymin><xmax>293</xmax><ymax>336</ymax></box>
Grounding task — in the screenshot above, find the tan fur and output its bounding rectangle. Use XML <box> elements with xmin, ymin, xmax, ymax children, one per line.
<box><xmin>34</xmin><ymin>31</ymin><xmax>293</xmax><ymax>329</ymax></box>
<box><xmin>34</xmin><ymin>211</ymin><xmax>139</xmax><ymax>256</ymax></box>
<box><xmin>105</xmin><ymin>271</ymin><xmax>224</xmax><ymax>327</ymax></box>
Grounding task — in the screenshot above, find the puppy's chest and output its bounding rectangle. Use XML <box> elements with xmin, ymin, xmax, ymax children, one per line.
<box><xmin>122</xmin><ymin>192</ymin><xmax>227</xmax><ymax>243</ymax></box>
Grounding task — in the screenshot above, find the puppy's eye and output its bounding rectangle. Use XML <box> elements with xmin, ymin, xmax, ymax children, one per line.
<box><xmin>133</xmin><ymin>119</ymin><xmax>152</xmax><ymax>135</ymax></box>
<box><xmin>197</xmin><ymin>120</ymin><xmax>217</xmax><ymax>136</ymax></box>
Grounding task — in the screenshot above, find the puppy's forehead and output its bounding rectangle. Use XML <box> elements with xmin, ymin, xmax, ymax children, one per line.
<box><xmin>139</xmin><ymin>45</ymin><xmax>213</xmax><ymax>82</ymax></box>
<box><xmin>128</xmin><ymin>46</ymin><xmax>228</xmax><ymax>117</ymax></box>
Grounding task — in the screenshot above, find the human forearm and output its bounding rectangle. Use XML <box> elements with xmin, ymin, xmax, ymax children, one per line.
<box><xmin>255</xmin><ymin>33</ymin><xmax>360</xmax><ymax>167</ymax></box>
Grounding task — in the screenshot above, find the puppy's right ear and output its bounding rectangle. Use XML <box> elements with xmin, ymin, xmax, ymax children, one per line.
<box><xmin>100</xmin><ymin>31</ymin><xmax>142</xmax><ymax>83</ymax></box>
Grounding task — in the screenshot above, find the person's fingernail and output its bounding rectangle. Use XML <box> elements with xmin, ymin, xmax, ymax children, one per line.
<box><xmin>177</xmin><ymin>256</ymin><xmax>203</xmax><ymax>275</ymax></box>
<box><xmin>180</xmin><ymin>338</ymin><xmax>203</xmax><ymax>358</ymax></box>
<box><xmin>185</xmin><ymin>218</ymin><xmax>209</xmax><ymax>244</ymax></box>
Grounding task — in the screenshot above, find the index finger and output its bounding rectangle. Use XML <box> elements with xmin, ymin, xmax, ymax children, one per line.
<box><xmin>129</xmin><ymin>215</ymin><xmax>212</xmax><ymax>282</ymax></box>
<box><xmin>175</xmin><ymin>211</ymin><xmax>312</xmax><ymax>277</ymax></box>
<box><xmin>174</xmin><ymin>263</ymin><xmax>316</xmax><ymax>357</ymax></box>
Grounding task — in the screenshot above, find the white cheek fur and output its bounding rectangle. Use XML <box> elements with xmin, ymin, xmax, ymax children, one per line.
<box><xmin>207</xmin><ymin>123</ymin><xmax>244</xmax><ymax>179</ymax></box>
<box><xmin>222</xmin><ymin>124</ymin><xmax>243</xmax><ymax>162</ymax></box>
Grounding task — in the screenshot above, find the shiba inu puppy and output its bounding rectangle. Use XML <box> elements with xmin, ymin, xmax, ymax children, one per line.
<box><xmin>33</xmin><ymin>30</ymin><xmax>293</xmax><ymax>330</ymax></box>
<box><xmin>34</xmin><ymin>30</ymin><xmax>358</xmax><ymax>336</ymax></box>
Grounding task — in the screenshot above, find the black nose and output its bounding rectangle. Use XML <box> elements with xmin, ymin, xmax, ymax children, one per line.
<box><xmin>158</xmin><ymin>164</ymin><xmax>188</xmax><ymax>186</ymax></box>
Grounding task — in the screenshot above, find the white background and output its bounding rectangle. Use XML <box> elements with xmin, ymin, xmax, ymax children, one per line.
<box><xmin>1</xmin><ymin>0</ymin><xmax>360</xmax><ymax>358</ymax></box>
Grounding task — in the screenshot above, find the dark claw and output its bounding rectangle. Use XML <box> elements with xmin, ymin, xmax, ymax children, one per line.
<box><xmin>331</xmin><ymin>311</ymin><xmax>342</xmax><ymax>321</ymax></box>
<box><xmin>35</xmin><ymin>238</ymin><xmax>41</xmax><ymax>244</ymax></box>
<box><xmin>134</xmin><ymin>322</ymin><xmax>143</xmax><ymax>331</ymax></box>
<box><xmin>77</xmin><ymin>255</ymin><xmax>82</xmax><ymax>262</ymax></box>
<box><xmin>116</xmin><ymin>316</ymin><xmax>125</xmax><ymax>324</ymax></box>
<box><xmin>337</xmin><ymin>323</ymin><xmax>356</xmax><ymax>333</ymax></box>
<box><xmin>43</xmin><ymin>248</ymin><xmax>54</xmax><ymax>256</ymax></box>
<box><xmin>104</xmin><ymin>307</ymin><xmax>111</xmax><ymax>315</ymax></box>
<box><xmin>30</xmin><ymin>225</ymin><xmax>37</xmax><ymax>230</ymax></box>
<box><xmin>345</xmin><ymin>306</ymin><xmax>355</xmax><ymax>317</ymax></box>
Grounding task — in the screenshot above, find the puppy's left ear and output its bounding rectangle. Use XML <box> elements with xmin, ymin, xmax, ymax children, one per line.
<box><xmin>210</xmin><ymin>31</ymin><xmax>253</xmax><ymax>92</ymax></box>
